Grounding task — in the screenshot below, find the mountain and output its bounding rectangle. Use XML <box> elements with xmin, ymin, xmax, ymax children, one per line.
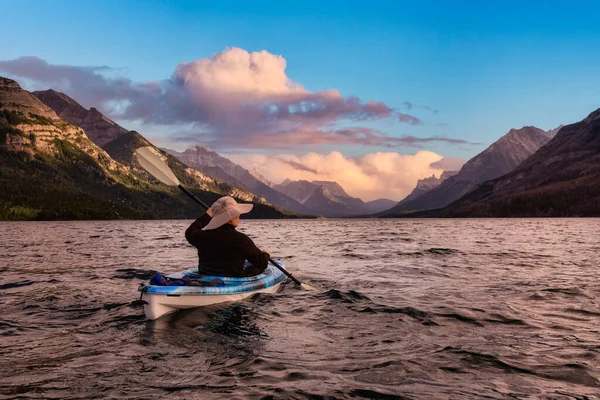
<box><xmin>33</xmin><ymin>89</ymin><xmax>148</xmax><ymax>167</ymax></box>
<box><xmin>444</xmin><ymin>110</ymin><xmax>600</xmax><ymax>217</ymax></box>
<box><xmin>33</xmin><ymin>89</ymin><xmax>128</xmax><ymax>147</ymax></box>
<box><xmin>381</xmin><ymin>126</ymin><xmax>556</xmax><ymax>215</ymax></box>
<box><xmin>31</xmin><ymin>87</ymin><xmax>279</xmax><ymax>207</ymax></box>
<box><xmin>248</xmin><ymin>167</ymin><xmax>273</xmax><ymax>187</ymax></box>
<box><xmin>0</xmin><ymin>78</ymin><xmax>57</xmax><ymax>120</ymax></box>
<box><xmin>302</xmin><ymin>186</ymin><xmax>355</xmax><ymax>216</ymax></box>
<box><xmin>312</xmin><ymin>181</ymin><xmax>352</xmax><ymax>198</ymax></box>
<box><xmin>363</xmin><ymin>198</ymin><xmax>398</xmax><ymax>214</ymax></box>
<box><xmin>274</xmin><ymin>179</ymin><xmax>318</xmax><ymax>204</ymax></box>
<box><xmin>165</xmin><ymin>146</ymin><xmax>309</xmax><ymax>214</ymax></box>
<box><xmin>274</xmin><ymin>179</ymin><xmax>393</xmax><ymax>217</ymax></box>
<box><xmin>396</xmin><ymin>171</ymin><xmax>458</xmax><ymax>206</ymax></box>
<box><xmin>0</xmin><ymin>77</ymin><xmax>290</xmax><ymax>220</ymax></box>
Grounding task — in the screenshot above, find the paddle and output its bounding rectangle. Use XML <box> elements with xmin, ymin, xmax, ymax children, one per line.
<box><xmin>135</xmin><ymin>146</ymin><xmax>313</xmax><ymax>290</ymax></box>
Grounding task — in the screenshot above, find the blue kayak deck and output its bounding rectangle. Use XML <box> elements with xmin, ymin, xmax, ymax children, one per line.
<box><xmin>143</xmin><ymin>262</ymin><xmax>287</xmax><ymax>295</ymax></box>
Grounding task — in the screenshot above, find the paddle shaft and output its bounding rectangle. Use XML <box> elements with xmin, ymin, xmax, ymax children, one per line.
<box><xmin>177</xmin><ymin>184</ymin><xmax>303</xmax><ymax>286</ymax></box>
<box><xmin>178</xmin><ymin>185</ymin><xmax>210</xmax><ymax>209</ymax></box>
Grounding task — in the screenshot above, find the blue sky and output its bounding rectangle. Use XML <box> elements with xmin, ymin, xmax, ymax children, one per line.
<box><xmin>1</xmin><ymin>0</ymin><xmax>599</xmax><ymax>162</ymax></box>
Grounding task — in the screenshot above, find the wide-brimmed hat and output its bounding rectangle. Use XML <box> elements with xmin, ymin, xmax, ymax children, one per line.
<box><xmin>202</xmin><ymin>196</ymin><xmax>254</xmax><ymax>230</ymax></box>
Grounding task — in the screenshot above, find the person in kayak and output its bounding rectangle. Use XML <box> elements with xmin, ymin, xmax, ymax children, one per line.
<box><xmin>185</xmin><ymin>196</ymin><xmax>270</xmax><ymax>277</ymax></box>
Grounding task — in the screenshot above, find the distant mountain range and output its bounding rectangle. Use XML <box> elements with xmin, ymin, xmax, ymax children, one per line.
<box><xmin>164</xmin><ymin>146</ymin><xmax>310</xmax><ymax>215</ymax></box>
<box><xmin>0</xmin><ymin>77</ymin><xmax>293</xmax><ymax>220</ymax></box>
<box><xmin>380</xmin><ymin>126</ymin><xmax>557</xmax><ymax>216</ymax></box>
<box><xmin>274</xmin><ymin>179</ymin><xmax>396</xmax><ymax>217</ymax></box>
<box><xmin>165</xmin><ymin>146</ymin><xmax>397</xmax><ymax>217</ymax></box>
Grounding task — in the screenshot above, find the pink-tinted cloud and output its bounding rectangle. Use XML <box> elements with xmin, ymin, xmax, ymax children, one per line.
<box><xmin>174</xmin><ymin>126</ymin><xmax>468</xmax><ymax>150</ymax></box>
<box><xmin>429</xmin><ymin>157</ymin><xmax>466</xmax><ymax>171</ymax></box>
<box><xmin>392</xmin><ymin>135</ymin><xmax>467</xmax><ymax>146</ymax></box>
<box><xmin>398</xmin><ymin>113</ymin><xmax>421</xmax><ymax>125</ymax></box>
<box><xmin>228</xmin><ymin>150</ymin><xmax>452</xmax><ymax>201</ymax></box>
<box><xmin>0</xmin><ymin>56</ymin><xmax>140</xmax><ymax>109</ymax></box>
<box><xmin>0</xmin><ymin>49</ymin><xmax>465</xmax><ymax>150</ymax></box>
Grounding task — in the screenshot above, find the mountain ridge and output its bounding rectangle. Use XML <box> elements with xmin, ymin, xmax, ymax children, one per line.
<box><xmin>33</xmin><ymin>89</ymin><xmax>129</xmax><ymax>147</ymax></box>
<box><xmin>274</xmin><ymin>179</ymin><xmax>396</xmax><ymax>217</ymax></box>
<box><xmin>394</xmin><ymin>170</ymin><xmax>458</xmax><ymax>207</ymax></box>
<box><xmin>443</xmin><ymin>109</ymin><xmax>600</xmax><ymax>216</ymax></box>
<box><xmin>381</xmin><ymin>126</ymin><xmax>556</xmax><ymax>215</ymax></box>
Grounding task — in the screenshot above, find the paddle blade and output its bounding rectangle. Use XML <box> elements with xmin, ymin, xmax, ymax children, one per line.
<box><xmin>299</xmin><ymin>283</ymin><xmax>314</xmax><ymax>291</ymax></box>
<box><xmin>135</xmin><ymin>147</ymin><xmax>180</xmax><ymax>187</ymax></box>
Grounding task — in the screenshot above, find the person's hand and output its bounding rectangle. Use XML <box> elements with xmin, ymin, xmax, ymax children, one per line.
<box><xmin>206</xmin><ymin>207</ymin><xmax>214</xmax><ymax>217</ymax></box>
<box><xmin>262</xmin><ymin>249</ymin><xmax>271</xmax><ymax>258</ymax></box>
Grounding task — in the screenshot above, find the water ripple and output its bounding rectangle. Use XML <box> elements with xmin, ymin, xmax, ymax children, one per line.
<box><xmin>1</xmin><ymin>218</ymin><xmax>599</xmax><ymax>399</ymax></box>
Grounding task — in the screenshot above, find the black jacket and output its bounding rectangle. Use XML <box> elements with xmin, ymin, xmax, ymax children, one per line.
<box><xmin>185</xmin><ymin>213</ymin><xmax>269</xmax><ymax>277</ymax></box>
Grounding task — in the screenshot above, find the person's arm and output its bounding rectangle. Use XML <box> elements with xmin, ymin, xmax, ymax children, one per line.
<box><xmin>241</xmin><ymin>234</ymin><xmax>270</xmax><ymax>275</ymax></box>
<box><xmin>185</xmin><ymin>209</ymin><xmax>213</xmax><ymax>245</ymax></box>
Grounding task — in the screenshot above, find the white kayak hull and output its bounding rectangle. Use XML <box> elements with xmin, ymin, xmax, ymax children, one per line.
<box><xmin>142</xmin><ymin>283</ymin><xmax>282</xmax><ymax>320</ymax></box>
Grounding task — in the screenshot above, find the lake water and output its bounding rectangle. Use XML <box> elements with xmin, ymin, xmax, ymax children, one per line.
<box><xmin>1</xmin><ymin>219</ymin><xmax>599</xmax><ymax>399</ymax></box>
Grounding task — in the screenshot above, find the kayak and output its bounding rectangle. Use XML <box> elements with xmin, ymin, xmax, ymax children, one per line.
<box><xmin>138</xmin><ymin>261</ymin><xmax>287</xmax><ymax>320</ymax></box>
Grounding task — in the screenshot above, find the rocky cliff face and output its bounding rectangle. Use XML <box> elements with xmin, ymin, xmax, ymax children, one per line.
<box><xmin>445</xmin><ymin>111</ymin><xmax>600</xmax><ymax>216</ymax></box>
<box><xmin>0</xmin><ymin>78</ymin><xmax>123</xmax><ymax>171</ymax></box>
<box><xmin>0</xmin><ymin>77</ymin><xmax>58</xmax><ymax>119</ymax></box>
<box><xmin>166</xmin><ymin>146</ymin><xmax>308</xmax><ymax>214</ymax></box>
<box><xmin>381</xmin><ymin>126</ymin><xmax>556</xmax><ymax>215</ymax></box>
<box><xmin>32</xmin><ymin>90</ymin><xmax>129</xmax><ymax>147</ymax></box>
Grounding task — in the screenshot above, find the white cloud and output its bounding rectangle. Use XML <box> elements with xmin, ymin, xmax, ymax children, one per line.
<box><xmin>174</xmin><ymin>47</ymin><xmax>307</xmax><ymax>103</ymax></box>
<box><xmin>429</xmin><ymin>157</ymin><xmax>465</xmax><ymax>171</ymax></box>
